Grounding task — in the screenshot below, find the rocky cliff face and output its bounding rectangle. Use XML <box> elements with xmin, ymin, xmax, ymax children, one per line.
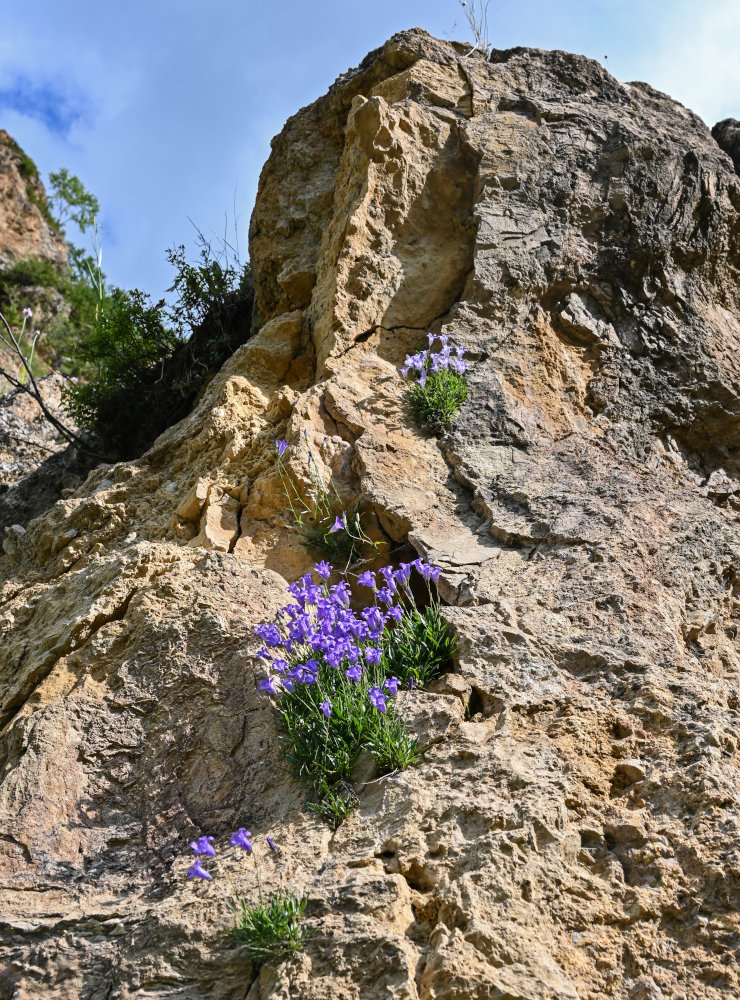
<box><xmin>0</xmin><ymin>130</ymin><xmax>67</xmax><ymax>272</ymax></box>
<box><xmin>2</xmin><ymin>30</ymin><xmax>740</xmax><ymax>1000</ymax></box>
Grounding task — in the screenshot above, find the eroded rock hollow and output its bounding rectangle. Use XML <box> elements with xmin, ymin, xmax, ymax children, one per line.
<box><xmin>2</xmin><ymin>30</ymin><xmax>740</xmax><ymax>1000</ymax></box>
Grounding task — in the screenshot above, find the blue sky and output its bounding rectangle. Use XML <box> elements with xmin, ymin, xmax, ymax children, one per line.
<box><xmin>0</xmin><ymin>1</ymin><xmax>737</xmax><ymax>298</ymax></box>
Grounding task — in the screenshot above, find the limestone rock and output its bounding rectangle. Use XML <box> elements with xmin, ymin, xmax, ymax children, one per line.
<box><xmin>2</xmin><ymin>29</ymin><xmax>740</xmax><ymax>1000</ymax></box>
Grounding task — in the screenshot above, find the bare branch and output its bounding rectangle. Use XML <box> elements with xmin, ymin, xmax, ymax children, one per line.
<box><xmin>0</xmin><ymin>309</ymin><xmax>113</xmax><ymax>462</ymax></box>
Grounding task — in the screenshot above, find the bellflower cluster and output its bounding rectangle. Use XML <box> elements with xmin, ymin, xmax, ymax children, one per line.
<box><xmin>399</xmin><ymin>333</ymin><xmax>470</xmax><ymax>433</ymax></box>
<box><xmin>400</xmin><ymin>333</ymin><xmax>468</xmax><ymax>388</ymax></box>
<box><xmin>186</xmin><ymin>830</ymin><xmax>268</xmax><ymax>880</ymax></box>
<box><xmin>253</xmin><ymin>556</ymin><xmax>448</xmax><ymax>824</ymax></box>
<box><xmin>255</xmin><ymin>558</ymin><xmax>440</xmax><ymax>707</ymax></box>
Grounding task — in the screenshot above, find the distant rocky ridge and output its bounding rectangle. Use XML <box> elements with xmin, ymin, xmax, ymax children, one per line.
<box><xmin>1</xmin><ymin>30</ymin><xmax>740</xmax><ymax>1000</ymax></box>
<box><xmin>0</xmin><ymin>130</ymin><xmax>67</xmax><ymax>271</ymax></box>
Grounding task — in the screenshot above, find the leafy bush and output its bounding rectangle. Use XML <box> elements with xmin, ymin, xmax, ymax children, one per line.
<box><xmin>231</xmin><ymin>892</ymin><xmax>308</xmax><ymax>964</ymax></box>
<box><xmin>62</xmin><ymin>239</ymin><xmax>253</xmax><ymax>458</ymax></box>
<box><xmin>62</xmin><ymin>288</ymin><xmax>180</xmax><ymax>452</ymax></box>
<box><xmin>400</xmin><ymin>333</ymin><xmax>469</xmax><ymax>434</ymax></box>
<box><xmin>255</xmin><ymin>558</ymin><xmax>452</xmax><ymax>825</ymax></box>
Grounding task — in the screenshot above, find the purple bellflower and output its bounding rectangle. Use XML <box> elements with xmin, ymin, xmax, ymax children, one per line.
<box><xmin>187</xmin><ymin>859</ymin><xmax>211</xmax><ymax>880</ymax></box>
<box><xmin>190</xmin><ymin>836</ymin><xmax>216</xmax><ymax>857</ymax></box>
<box><xmin>230</xmin><ymin>828</ymin><xmax>253</xmax><ymax>851</ymax></box>
<box><xmin>369</xmin><ymin>686</ymin><xmax>388</xmax><ymax>714</ymax></box>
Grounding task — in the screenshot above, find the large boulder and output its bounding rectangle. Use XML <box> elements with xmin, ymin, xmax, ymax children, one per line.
<box><xmin>1</xmin><ymin>30</ymin><xmax>740</xmax><ymax>1000</ymax></box>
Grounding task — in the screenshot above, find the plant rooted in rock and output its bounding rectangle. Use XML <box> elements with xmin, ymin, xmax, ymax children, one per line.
<box><xmin>400</xmin><ymin>333</ymin><xmax>469</xmax><ymax>434</ymax></box>
<box><xmin>275</xmin><ymin>436</ymin><xmax>379</xmax><ymax>572</ymax></box>
<box><xmin>255</xmin><ymin>558</ymin><xmax>453</xmax><ymax>825</ymax></box>
<box><xmin>231</xmin><ymin>892</ymin><xmax>308</xmax><ymax>965</ymax></box>
<box><xmin>186</xmin><ymin>830</ymin><xmax>308</xmax><ymax>966</ymax></box>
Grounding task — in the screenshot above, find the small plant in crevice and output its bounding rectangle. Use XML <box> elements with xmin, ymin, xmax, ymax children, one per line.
<box><xmin>254</xmin><ymin>557</ymin><xmax>454</xmax><ymax>826</ymax></box>
<box><xmin>231</xmin><ymin>891</ymin><xmax>308</xmax><ymax>964</ymax></box>
<box><xmin>400</xmin><ymin>333</ymin><xmax>469</xmax><ymax>435</ymax></box>
<box><xmin>274</xmin><ymin>436</ymin><xmax>379</xmax><ymax>573</ymax></box>
<box><xmin>185</xmin><ymin>831</ymin><xmax>308</xmax><ymax>966</ymax></box>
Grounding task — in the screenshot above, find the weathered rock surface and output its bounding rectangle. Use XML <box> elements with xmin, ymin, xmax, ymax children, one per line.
<box><xmin>2</xmin><ymin>30</ymin><xmax>740</xmax><ymax>1000</ymax></box>
<box><xmin>713</xmin><ymin>117</ymin><xmax>740</xmax><ymax>175</ymax></box>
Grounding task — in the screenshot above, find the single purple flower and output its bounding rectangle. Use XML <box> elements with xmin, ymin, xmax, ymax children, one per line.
<box><xmin>275</xmin><ymin>438</ymin><xmax>289</xmax><ymax>457</ymax></box>
<box><xmin>230</xmin><ymin>828</ymin><xmax>253</xmax><ymax>851</ymax></box>
<box><xmin>329</xmin><ymin>514</ymin><xmax>346</xmax><ymax>533</ymax></box>
<box><xmin>384</xmin><ymin>676</ymin><xmax>399</xmax><ymax>696</ymax></box>
<box><xmin>259</xmin><ymin>675</ymin><xmax>279</xmax><ymax>694</ymax></box>
<box><xmin>187</xmin><ymin>859</ymin><xmax>211</xmax><ymax>880</ymax></box>
<box><xmin>365</xmin><ymin>646</ymin><xmax>382</xmax><ymax>665</ymax></box>
<box><xmin>427</xmin><ymin>332</ymin><xmax>435</xmax><ymax>345</ymax></box>
<box><xmin>386</xmin><ymin>605</ymin><xmax>403</xmax><ymax>623</ymax></box>
<box><xmin>345</xmin><ymin>663</ymin><xmax>362</xmax><ymax>682</ymax></box>
<box><xmin>315</xmin><ymin>560</ymin><xmax>332</xmax><ymax>579</ymax></box>
<box><xmin>408</xmin><ymin>677</ymin><xmax>415</xmax><ymax>689</ymax></box>
<box><xmin>22</xmin><ymin>307</ymin><xmax>32</xmax><ymax>319</ymax></box>
<box><xmin>189</xmin><ymin>835</ymin><xmax>216</xmax><ymax>857</ymax></box>
<box><xmin>376</xmin><ymin>587</ymin><xmax>395</xmax><ymax>606</ymax></box>
<box><xmin>266</xmin><ymin>836</ymin><xmax>277</xmax><ymax>852</ymax></box>
<box><xmin>368</xmin><ymin>686</ymin><xmax>387</xmax><ymax>714</ymax></box>
<box><xmin>357</xmin><ymin>570</ymin><xmax>376</xmax><ymax>589</ymax></box>
<box><xmin>320</xmin><ymin>699</ymin><xmax>332</xmax><ymax>718</ymax></box>
<box><xmin>429</xmin><ymin>565</ymin><xmax>442</xmax><ymax>582</ymax></box>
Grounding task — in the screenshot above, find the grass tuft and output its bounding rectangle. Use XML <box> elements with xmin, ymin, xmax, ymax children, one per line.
<box><xmin>231</xmin><ymin>891</ymin><xmax>308</xmax><ymax>965</ymax></box>
<box><xmin>409</xmin><ymin>368</ymin><xmax>468</xmax><ymax>434</ymax></box>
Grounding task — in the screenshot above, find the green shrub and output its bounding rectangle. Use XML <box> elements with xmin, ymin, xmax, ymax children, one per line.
<box><xmin>62</xmin><ymin>288</ymin><xmax>180</xmax><ymax>453</ymax></box>
<box><xmin>61</xmin><ymin>240</ymin><xmax>253</xmax><ymax>458</ymax></box>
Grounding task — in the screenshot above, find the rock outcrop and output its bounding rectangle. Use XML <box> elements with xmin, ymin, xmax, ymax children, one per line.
<box><xmin>2</xmin><ymin>30</ymin><xmax>740</xmax><ymax>1000</ymax></box>
<box><xmin>713</xmin><ymin>117</ymin><xmax>740</xmax><ymax>175</ymax></box>
<box><xmin>0</xmin><ymin>130</ymin><xmax>67</xmax><ymax>271</ymax></box>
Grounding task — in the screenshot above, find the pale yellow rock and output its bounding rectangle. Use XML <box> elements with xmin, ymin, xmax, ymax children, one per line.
<box><xmin>2</xmin><ymin>28</ymin><xmax>740</xmax><ymax>1000</ymax></box>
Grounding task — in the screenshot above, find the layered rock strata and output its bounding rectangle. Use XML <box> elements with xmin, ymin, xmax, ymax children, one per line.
<box><xmin>2</xmin><ymin>30</ymin><xmax>740</xmax><ymax>1000</ymax></box>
